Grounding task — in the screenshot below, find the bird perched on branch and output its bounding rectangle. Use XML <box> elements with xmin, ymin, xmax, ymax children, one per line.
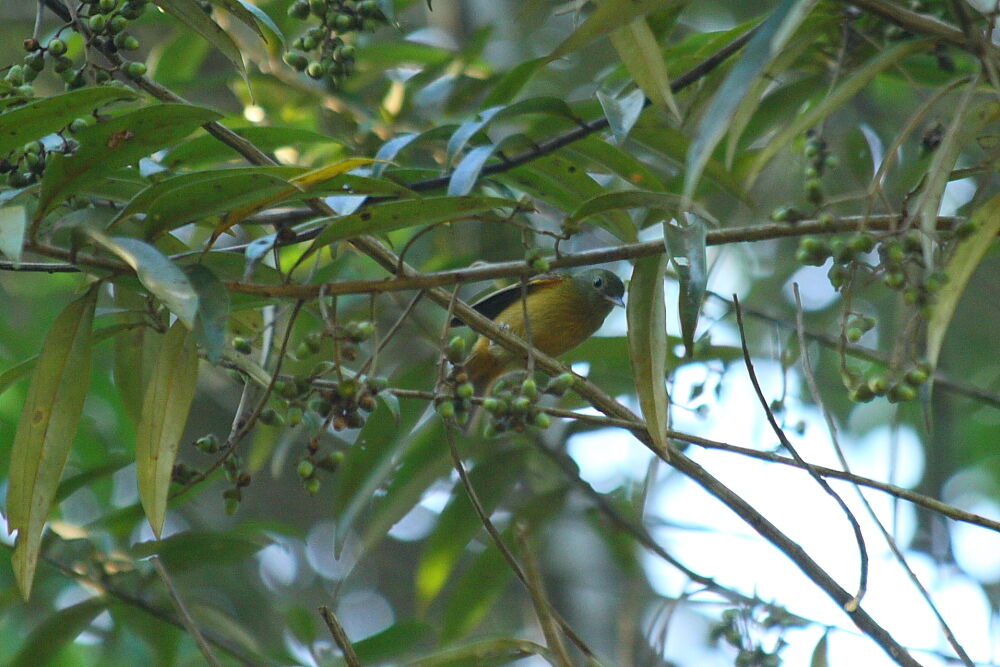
<box><xmin>452</xmin><ymin>269</ymin><xmax>625</xmax><ymax>394</ymax></box>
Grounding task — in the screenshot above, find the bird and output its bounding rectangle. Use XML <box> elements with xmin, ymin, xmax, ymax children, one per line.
<box><xmin>452</xmin><ymin>268</ymin><xmax>625</xmax><ymax>394</ymax></box>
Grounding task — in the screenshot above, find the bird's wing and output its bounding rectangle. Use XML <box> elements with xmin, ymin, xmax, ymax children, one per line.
<box><xmin>450</xmin><ymin>276</ymin><xmax>563</xmax><ymax>327</ymax></box>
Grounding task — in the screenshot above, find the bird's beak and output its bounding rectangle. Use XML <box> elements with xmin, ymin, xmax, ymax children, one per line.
<box><xmin>605</xmin><ymin>295</ymin><xmax>625</xmax><ymax>308</ymax></box>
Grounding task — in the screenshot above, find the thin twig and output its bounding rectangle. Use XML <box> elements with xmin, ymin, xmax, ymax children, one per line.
<box><xmin>151</xmin><ymin>556</ymin><xmax>223</xmax><ymax>667</ymax></box>
<box><xmin>515</xmin><ymin>524</ymin><xmax>573</xmax><ymax>667</ymax></box>
<box><xmin>792</xmin><ymin>285</ymin><xmax>974</xmax><ymax>666</ymax></box>
<box><xmin>319</xmin><ymin>606</ymin><xmax>361</xmax><ymax>667</ymax></box>
<box><xmin>734</xmin><ymin>293</ymin><xmax>870</xmax><ymax>609</ymax></box>
<box><xmin>443</xmin><ymin>427</ymin><xmax>601</xmax><ymax>663</ymax></box>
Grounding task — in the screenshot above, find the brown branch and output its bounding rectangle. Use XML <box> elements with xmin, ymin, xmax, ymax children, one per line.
<box><xmin>319</xmin><ymin>606</ymin><xmax>361</xmax><ymax>667</ymax></box>
<box><xmin>846</xmin><ymin>0</ymin><xmax>1000</xmax><ymax>57</ymax></box>
<box><xmin>220</xmin><ymin>215</ymin><xmax>965</xmax><ymax>299</ymax></box>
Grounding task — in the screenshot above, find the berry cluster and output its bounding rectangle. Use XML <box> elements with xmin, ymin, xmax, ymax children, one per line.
<box><xmin>283</xmin><ymin>0</ymin><xmax>389</xmax><ymax>90</ymax></box>
<box><xmin>480</xmin><ymin>373</ymin><xmax>574</xmax><ymax>437</ymax></box>
<box><xmin>437</xmin><ymin>335</ymin><xmax>477</xmax><ymax>426</ymax></box>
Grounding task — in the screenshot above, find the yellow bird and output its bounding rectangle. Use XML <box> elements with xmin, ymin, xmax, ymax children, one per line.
<box><xmin>453</xmin><ymin>269</ymin><xmax>625</xmax><ymax>394</ymax></box>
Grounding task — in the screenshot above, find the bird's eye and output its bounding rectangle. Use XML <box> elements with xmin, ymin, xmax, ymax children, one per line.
<box><xmin>593</xmin><ymin>277</ymin><xmax>603</xmax><ymax>289</ymax></box>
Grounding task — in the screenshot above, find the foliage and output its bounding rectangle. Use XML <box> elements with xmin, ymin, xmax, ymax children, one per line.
<box><xmin>0</xmin><ymin>0</ymin><xmax>998</xmax><ymax>665</ymax></box>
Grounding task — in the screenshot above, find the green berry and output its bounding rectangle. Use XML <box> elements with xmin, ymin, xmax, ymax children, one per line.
<box><xmin>446</xmin><ymin>335</ymin><xmax>466</xmax><ymax>363</ymax></box>
<box><xmin>520</xmin><ymin>378</ymin><xmax>538</xmax><ymax>400</ymax></box>
<box><xmin>125</xmin><ymin>61</ymin><xmax>147</xmax><ymax>78</ymax></box>
<box><xmin>109</xmin><ymin>16</ymin><xmax>128</xmax><ymax>33</ymax></box>
<box><xmin>304</xmin><ymin>477</ymin><xmax>321</xmax><ymax>494</ymax></box>
<box><xmin>437</xmin><ymin>400</ymin><xmax>456</xmax><ymax>419</ymax></box>
<box><xmin>225</xmin><ymin>497</ymin><xmax>240</xmax><ymax>515</ymax></box>
<box><xmin>883</xmin><ymin>271</ymin><xmax>906</xmax><ymax>289</ymax></box>
<box><xmin>546</xmin><ymin>372</ymin><xmax>574</xmax><ymax>395</ymax></box>
<box><xmin>530</xmin><ymin>256</ymin><xmax>550</xmax><ymax>272</ymax></box>
<box><xmin>284</xmin><ymin>51</ymin><xmax>309</xmax><ymax>70</ymax></box>
<box><xmin>905</xmin><ymin>367</ymin><xmax>929</xmax><ymax>386</ymax></box>
<box><xmin>46</xmin><ymin>37</ymin><xmax>66</xmax><ymax>56</ymax></box>
<box><xmin>456</xmin><ymin>382</ymin><xmax>474</xmax><ymax>399</ymax></box>
<box><xmin>804</xmin><ymin>178</ymin><xmax>823</xmax><ymax>204</ymax></box>
<box><xmin>288</xmin><ymin>0</ymin><xmax>310</xmax><ymax>19</ymax></box>
<box><xmin>849</xmin><ymin>385</ymin><xmax>875</xmax><ymax>403</ymax></box>
<box><xmin>512</xmin><ymin>396</ymin><xmax>532</xmax><ymax>413</ymax></box>
<box><xmin>25</xmin><ymin>52</ymin><xmax>45</xmax><ymax>71</ymax></box>
<box><xmin>99</xmin><ymin>0</ymin><xmax>117</xmax><ymax>12</ymax></box>
<box><xmin>867</xmin><ymin>375</ymin><xmax>888</xmax><ymax>396</ymax></box>
<box><xmin>89</xmin><ymin>14</ymin><xmax>107</xmax><ymax>32</ymax></box>
<box><xmin>846</xmin><ymin>327</ymin><xmax>864</xmax><ymax>343</ymax></box>
<box><xmin>306</xmin><ymin>61</ymin><xmax>325</xmax><ymax>79</ymax></box>
<box><xmin>849</xmin><ymin>233</ymin><xmax>876</xmax><ymax>253</ymax></box>
<box><xmin>533</xmin><ymin>412</ymin><xmax>551</xmax><ymax>429</ymax></box>
<box><xmin>297</xmin><ymin>459</ymin><xmax>315</xmax><ymax>479</ymax></box>
<box><xmin>233</xmin><ymin>336</ymin><xmax>252</xmax><ymax>354</ymax></box>
<box><xmin>482</xmin><ymin>397</ymin><xmax>500</xmax><ymax>414</ymax></box>
<box><xmin>196</xmin><ymin>434</ymin><xmax>220</xmax><ymax>452</ymax></box>
<box><xmin>334</xmin><ymin>13</ymin><xmax>354</xmax><ymax>30</ymax></box>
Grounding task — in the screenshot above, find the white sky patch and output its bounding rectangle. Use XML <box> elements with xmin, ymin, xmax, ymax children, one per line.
<box><xmin>784</xmin><ymin>261</ymin><xmax>839</xmax><ymax>311</ymax></box>
<box><xmin>567</xmin><ymin>427</ymin><xmax>652</xmax><ymax>493</ymax></box>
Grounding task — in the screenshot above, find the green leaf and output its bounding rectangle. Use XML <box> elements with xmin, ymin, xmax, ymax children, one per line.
<box><xmin>684</xmin><ymin>0</ymin><xmax>819</xmax><ymax>201</ymax></box>
<box><xmin>416</xmin><ymin>450</ymin><xmax>524</xmax><ymax>608</ymax></box>
<box><xmin>0</xmin><ymin>321</ymin><xmax>141</xmax><ymax>400</ymax></box>
<box><xmin>82</xmin><ymin>229</ymin><xmax>200</xmax><ymax>329</ymax></box>
<box><xmin>927</xmin><ymin>194</ymin><xmax>1000</xmax><ymax>373</ymax></box>
<box><xmin>440</xmin><ymin>528</ymin><xmax>513</xmax><ymax>641</ymax></box>
<box><xmin>0</xmin><ymin>87</ymin><xmax>139</xmax><ymax>157</ymax></box>
<box><xmin>504</xmin><ymin>154</ymin><xmax>637</xmax><ymax>241</ymax></box>
<box><xmin>111</xmin><ymin>167</ymin><xmax>304</xmax><ymax>236</ymax></box>
<box><xmin>353</xmin><ymin>621</ymin><xmax>436</xmax><ymax>664</ymax></box>
<box><xmin>482</xmin><ymin>57</ymin><xmax>547</xmax><ymax>107</ymax></box>
<box><xmin>810</xmin><ymin>631</ymin><xmax>829</xmax><ymax>667</ymax></box>
<box><xmin>0</xmin><ymin>205</ymin><xmax>26</xmax><ymax>264</ymax></box>
<box><xmin>914</xmin><ymin>97</ymin><xmax>999</xmax><ymax>265</ymax></box>
<box><xmin>565</xmin><ymin>135</ymin><xmax>666</xmax><ymax>191</ymax></box>
<box><xmin>299</xmin><ymin>196</ymin><xmax>517</xmax><ymax>265</ymax></box>
<box><xmin>132</xmin><ymin>530</ymin><xmax>269</xmax><ymax>571</ymax></box>
<box><xmin>548</xmin><ymin>0</ymin><xmax>686</xmax><ymax>60</ymax></box>
<box><xmin>8</xmin><ymin>285</ymin><xmax>98</xmax><ymax>600</ymax></box>
<box><xmin>9</xmin><ymin>598</ymin><xmax>108</xmax><ymax>666</ymax></box>
<box><xmin>608</xmin><ymin>15</ymin><xmax>681</xmax><ymax>120</ymax></box>
<box><xmin>627</xmin><ymin>255</ymin><xmax>670</xmax><ymax>457</ymax></box>
<box><xmin>136</xmin><ymin>320</ymin><xmax>200</xmax><ymax>538</ymax></box>
<box><xmin>153</xmin><ymin>0</ymin><xmax>249</xmax><ymax>89</ymax></box>
<box><xmin>664</xmin><ymin>219</ymin><xmax>708</xmax><ymax>355</ymax></box>
<box><xmin>206</xmin><ymin>0</ymin><xmax>280</xmax><ymax>44</ymax></box>
<box><xmin>447</xmin><ymin>144</ymin><xmax>498</xmax><ymax>196</ymax></box>
<box><xmin>185</xmin><ymin>264</ymin><xmax>229</xmax><ymax>364</ymax></box>
<box><xmin>36</xmin><ymin>103</ymin><xmax>223</xmax><ymax>219</ymax></box>
<box><xmin>741</xmin><ymin>39</ymin><xmax>930</xmax><ymax>188</ymax></box>
<box><xmin>332</xmin><ymin>394</ymin><xmax>428</xmax><ymax>554</ymax></box>
<box><xmin>114</xmin><ymin>289</ymin><xmax>154</xmax><ymax>427</ymax></box>
<box><xmin>596</xmin><ymin>89</ymin><xmax>646</xmax><ymax>145</ymax></box>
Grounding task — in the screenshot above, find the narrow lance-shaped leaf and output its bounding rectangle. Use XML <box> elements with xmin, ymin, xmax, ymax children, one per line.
<box><xmin>184</xmin><ymin>264</ymin><xmax>229</xmax><ymax>364</ymax></box>
<box><xmin>548</xmin><ymin>0</ymin><xmax>686</xmax><ymax>60</ymax></box>
<box><xmin>8</xmin><ymin>284</ymin><xmax>99</xmax><ymax>600</ymax></box>
<box><xmin>36</xmin><ymin>103</ymin><xmax>222</xmax><ymax>219</ymax></box>
<box><xmin>926</xmin><ymin>194</ymin><xmax>1000</xmax><ymax>375</ymax></box>
<box><xmin>683</xmin><ymin>0</ymin><xmax>818</xmax><ymax>201</ymax></box>
<box><xmin>114</xmin><ymin>288</ymin><xmax>153</xmax><ymax>426</ymax></box>
<box><xmin>136</xmin><ymin>320</ymin><xmax>200</xmax><ymax>538</ymax></box>
<box><xmin>627</xmin><ymin>255</ymin><xmax>670</xmax><ymax>458</ymax></box>
<box><xmin>82</xmin><ymin>228</ymin><xmax>200</xmax><ymax>329</ymax></box>
<box><xmin>0</xmin><ymin>86</ymin><xmax>139</xmax><ymax>157</ymax></box>
<box><xmin>608</xmin><ymin>14</ymin><xmax>681</xmax><ymax>120</ymax></box>
<box><xmin>914</xmin><ymin>96</ymin><xmax>999</xmax><ymax>269</ymax></box>
<box><xmin>664</xmin><ymin>219</ymin><xmax>708</xmax><ymax>356</ymax></box>
<box><xmin>153</xmin><ymin>0</ymin><xmax>250</xmax><ymax>90</ymax></box>
<box><xmin>215</xmin><ymin>157</ymin><xmax>377</xmax><ymax>236</ymax></box>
